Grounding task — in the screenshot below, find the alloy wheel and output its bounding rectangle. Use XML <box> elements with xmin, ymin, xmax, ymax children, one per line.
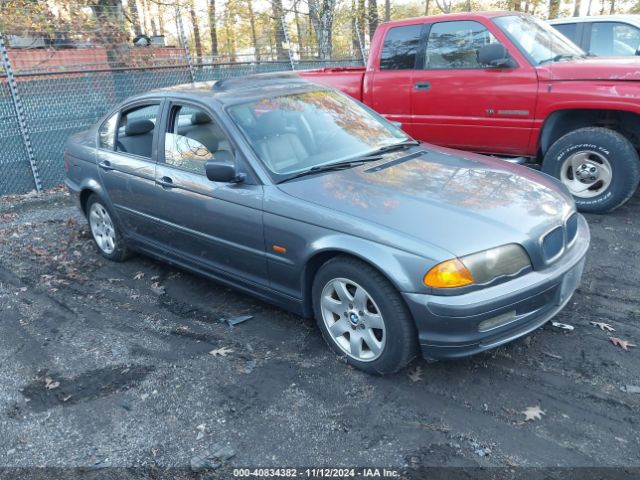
<box><xmin>320</xmin><ymin>278</ymin><xmax>386</xmax><ymax>362</ymax></box>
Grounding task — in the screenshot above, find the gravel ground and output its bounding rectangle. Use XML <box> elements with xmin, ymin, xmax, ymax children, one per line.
<box><xmin>0</xmin><ymin>188</ymin><xmax>639</xmax><ymax>479</ymax></box>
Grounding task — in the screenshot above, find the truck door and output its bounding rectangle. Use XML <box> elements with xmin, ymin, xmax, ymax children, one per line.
<box><xmin>365</xmin><ymin>23</ymin><xmax>424</xmax><ymax>135</ymax></box>
<box><xmin>410</xmin><ymin>19</ymin><xmax>538</xmax><ymax>156</ymax></box>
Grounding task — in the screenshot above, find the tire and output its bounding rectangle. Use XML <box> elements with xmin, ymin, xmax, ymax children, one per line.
<box><xmin>542</xmin><ymin>127</ymin><xmax>640</xmax><ymax>213</ymax></box>
<box><xmin>312</xmin><ymin>256</ymin><xmax>418</xmax><ymax>375</ymax></box>
<box><xmin>85</xmin><ymin>194</ymin><xmax>129</xmax><ymax>262</ymax></box>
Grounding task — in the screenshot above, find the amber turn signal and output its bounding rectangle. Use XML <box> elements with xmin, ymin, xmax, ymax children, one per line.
<box><xmin>424</xmin><ymin>259</ymin><xmax>474</xmax><ymax>288</ymax></box>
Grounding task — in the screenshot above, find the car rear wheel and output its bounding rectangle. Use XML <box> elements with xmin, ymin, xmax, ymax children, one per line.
<box><xmin>312</xmin><ymin>256</ymin><xmax>418</xmax><ymax>375</ymax></box>
<box><xmin>86</xmin><ymin>194</ymin><xmax>129</xmax><ymax>262</ymax></box>
<box><xmin>542</xmin><ymin>127</ymin><xmax>640</xmax><ymax>213</ymax></box>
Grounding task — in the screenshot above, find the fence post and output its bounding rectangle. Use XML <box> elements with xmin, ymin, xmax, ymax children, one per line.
<box><xmin>355</xmin><ymin>19</ymin><xmax>367</xmax><ymax>66</ymax></box>
<box><xmin>281</xmin><ymin>16</ymin><xmax>295</xmax><ymax>70</ymax></box>
<box><xmin>0</xmin><ymin>30</ymin><xmax>42</xmax><ymax>193</ymax></box>
<box><xmin>175</xmin><ymin>6</ymin><xmax>196</xmax><ymax>83</ymax></box>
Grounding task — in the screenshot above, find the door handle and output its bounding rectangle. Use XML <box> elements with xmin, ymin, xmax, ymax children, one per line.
<box><xmin>156</xmin><ymin>176</ymin><xmax>176</xmax><ymax>189</ymax></box>
<box><xmin>98</xmin><ymin>160</ymin><xmax>114</xmax><ymax>171</ymax></box>
<box><xmin>414</xmin><ymin>81</ymin><xmax>431</xmax><ymax>91</ymax></box>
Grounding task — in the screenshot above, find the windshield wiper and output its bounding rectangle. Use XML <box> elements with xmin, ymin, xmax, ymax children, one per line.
<box><xmin>278</xmin><ymin>158</ymin><xmax>383</xmax><ymax>183</ymax></box>
<box><xmin>277</xmin><ymin>140</ymin><xmax>420</xmax><ymax>184</ymax></box>
<box><xmin>539</xmin><ymin>53</ymin><xmax>584</xmax><ymax>65</ymax></box>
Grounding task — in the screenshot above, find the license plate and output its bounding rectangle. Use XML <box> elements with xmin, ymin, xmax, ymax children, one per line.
<box><xmin>558</xmin><ymin>258</ymin><xmax>585</xmax><ymax>306</ymax></box>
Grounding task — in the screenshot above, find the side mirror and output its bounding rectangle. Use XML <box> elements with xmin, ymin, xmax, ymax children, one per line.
<box><xmin>478</xmin><ymin>44</ymin><xmax>516</xmax><ymax>69</ymax></box>
<box><xmin>205</xmin><ymin>151</ymin><xmax>245</xmax><ymax>183</ymax></box>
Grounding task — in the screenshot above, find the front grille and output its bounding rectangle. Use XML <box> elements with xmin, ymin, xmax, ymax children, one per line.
<box><xmin>542</xmin><ymin>226</ymin><xmax>564</xmax><ymax>262</ymax></box>
<box><xmin>566</xmin><ymin>213</ymin><xmax>578</xmax><ymax>245</ymax></box>
<box><xmin>540</xmin><ymin>213</ymin><xmax>580</xmax><ymax>264</ymax></box>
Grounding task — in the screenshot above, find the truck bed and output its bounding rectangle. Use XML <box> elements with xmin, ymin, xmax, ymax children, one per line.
<box><xmin>297</xmin><ymin>66</ymin><xmax>366</xmax><ymax>102</ymax></box>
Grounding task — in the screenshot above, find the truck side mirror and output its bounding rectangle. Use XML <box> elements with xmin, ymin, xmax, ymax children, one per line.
<box><xmin>478</xmin><ymin>44</ymin><xmax>516</xmax><ymax>69</ymax></box>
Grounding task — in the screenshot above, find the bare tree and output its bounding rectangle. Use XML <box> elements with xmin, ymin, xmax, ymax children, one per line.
<box><xmin>609</xmin><ymin>0</ymin><xmax>616</xmax><ymax>13</ymax></box>
<box><xmin>351</xmin><ymin>0</ymin><xmax>362</xmax><ymax>59</ymax></box>
<box><xmin>384</xmin><ymin>0</ymin><xmax>390</xmax><ymax>21</ymax></box>
<box><xmin>548</xmin><ymin>0</ymin><xmax>560</xmax><ymax>18</ymax></box>
<box><xmin>271</xmin><ymin>0</ymin><xmax>289</xmax><ymax>61</ymax></box>
<box><xmin>247</xmin><ymin>0</ymin><xmax>260</xmax><ymax>61</ymax></box>
<box><xmin>88</xmin><ymin>0</ymin><xmax>128</xmax><ymax>66</ymax></box>
<box><xmin>308</xmin><ymin>0</ymin><xmax>337</xmax><ymax>60</ymax></box>
<box><xmin>293</xmin><ymin>0</ymin><xmax>305</xmax><ymax>58</ymax></box>
<box><xmin>368</xmin><ymin>0</ymin><xmax>379</xmax><ymax>42</ymax></box>
<box><xmin>573</xmin><ymin>0</ymin><xmax>582</xmax><ymax>15</ymax></box>
<box><xmin>189</xmin><ymin>0</ymin><xmax>203</xmax><ymax>62</ymax></box>
<box><xmin>434</xmin><ymin>0</ymin><xmax>452</xmax><ymax>13</ymax></box>
<box><xmin>127</xmin><ymin>0</ymin><xmax>143</xmax><ymax>36</ymax></box>
<box><xmin>425</xmin><ymin>0</ymin><xmax>430</xmax><ymax>15</ymax></box>
<box><xmin>208</xmin><ymin>0</ymin><xmax>218</xmax><ymax>55</ymax></box>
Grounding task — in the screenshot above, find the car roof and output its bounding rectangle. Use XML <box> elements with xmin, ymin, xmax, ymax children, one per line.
<box><xmin>139</xmin><ymin>73</ymin><xmax>323</xmax><ymax>106</ymax></box>
<box><xmin>549</xmin><ymin>14</ymin><xmax>640</xmax><ymax>25</ymax></box>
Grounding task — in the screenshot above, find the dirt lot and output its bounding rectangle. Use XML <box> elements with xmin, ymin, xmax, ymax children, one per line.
<box><xmin>0</xmin><ymin>188</ymin><xmax>639</xmax><ymax>479</ymax></box>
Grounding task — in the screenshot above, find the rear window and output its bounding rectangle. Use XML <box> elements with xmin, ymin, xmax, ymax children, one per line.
<box><xmin>380</xmin><ymin>24</ymin><xmax>423</xmax><ymax>70</ymax></box>
<box><xmin>552</xmin><ymin>23</ymin><xmax>578</xmax><ymax>43</ymax></box>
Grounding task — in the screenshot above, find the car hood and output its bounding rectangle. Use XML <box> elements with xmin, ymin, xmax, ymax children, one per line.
<box><xmin>542</xmin><ymin>56</ymin><xmax>640</xmax><ymax>81</ymax></box>
<box><xmin>277</xmin><ymin>145</ymin><xmax>575</xmax><ymax>258</ymax></box>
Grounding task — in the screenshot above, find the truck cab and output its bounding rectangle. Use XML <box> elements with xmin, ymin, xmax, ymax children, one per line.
<box><xmin>301</xmin><ymin>12</ymin><xmax>640</xmax><ymax>213</ymax></box>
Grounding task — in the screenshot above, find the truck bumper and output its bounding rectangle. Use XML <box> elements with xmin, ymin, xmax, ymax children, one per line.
<box><xmin>403</xmin><ymin>215</ymin><xmax>590</xmax><ymax>360</ymax></box>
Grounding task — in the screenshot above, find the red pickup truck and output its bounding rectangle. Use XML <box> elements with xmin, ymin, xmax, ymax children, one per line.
<box><xmin>300</xmin><ymin>12</ymin><xmax>640</xmax><ymax>213</ymax></box>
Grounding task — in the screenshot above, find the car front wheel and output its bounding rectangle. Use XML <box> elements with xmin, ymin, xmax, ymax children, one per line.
<box><xmin>312</xmin><ymin>256</ymin><xmax>418</xmax><ymax>375</ymax></box>
<box><xmin>86</xmin><ymin>194</ymin><xmax>129</xmax><ymax>262</ymax></box>
<box><xmin>542</xmin><ymin>127</ymin><xmax>640</xmax><ymax>213</ymax></box>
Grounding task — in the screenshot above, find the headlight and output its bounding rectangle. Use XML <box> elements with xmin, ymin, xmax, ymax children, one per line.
<box><xmin>424</xmin><ymin>244</ymin><xmax>531</xmax><ymax>288</ymax></box>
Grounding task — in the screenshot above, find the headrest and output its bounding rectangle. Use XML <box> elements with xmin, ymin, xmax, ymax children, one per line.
<box><xmin>191</xmin><ymin>111</ymin><xmax>212</xmax><ymax>125</ymax></box>
<box><xmin>256</xmin><ymin>111</ymin><xmax>286</xmax><ymax>137</ymax></box>
<box><xmin>125</xmin><ymin>119</ymin><xmax>154</xmax><ymax>136</ymax></box>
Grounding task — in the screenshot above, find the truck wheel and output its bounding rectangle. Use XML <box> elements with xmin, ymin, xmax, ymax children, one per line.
<box><xmin>312</xmin><ymin>256</ymin><xmax>418</xmax><ymax>375</ymax></box>
<box><xmin>542</xmin><ymin>127</ymin><xmax>640</xmax><ymax>213</ymax></box>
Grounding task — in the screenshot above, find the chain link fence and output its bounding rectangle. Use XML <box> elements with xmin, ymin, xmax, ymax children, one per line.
<box><xmin>0</xmin><ymin>1</ymin><xmax>365</xmax><ymax>196</ymax></box>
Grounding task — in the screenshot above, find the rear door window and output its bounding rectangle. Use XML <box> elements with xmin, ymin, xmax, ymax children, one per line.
<box><xmin>115</xmin><ymin>104</ymin><xmax>160</xmax><ymax>159</ymax></box>
<box><xmin>380</xmin><ymin>24</ymin><xmax>423</xmax><ymax>70</ymax></box>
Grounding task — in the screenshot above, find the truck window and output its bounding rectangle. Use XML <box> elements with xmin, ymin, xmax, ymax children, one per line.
<box><xmin>552</xmin><ymin>23</ymin><xmax>578</xmax><ymax>44</ymax></box>
<box><xmin>589</xmin><ymin>22</ymin><xmax>640</xmax><ymax>56</ymax></box>
<box><xmin>380</xmin><ymin>24</ymin><xmax>423</xmax><ymax>70</ymax></box>
<box><xmin>426</xmin><ymin>20</ymin><xmax>497</xmax><ymax>69</ymax></box>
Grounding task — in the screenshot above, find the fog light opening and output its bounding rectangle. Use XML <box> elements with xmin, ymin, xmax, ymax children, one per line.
<box><xmin>478</xmin><ymin>310</ymin><xmax>517</xmax><ymax>332</ymax></box>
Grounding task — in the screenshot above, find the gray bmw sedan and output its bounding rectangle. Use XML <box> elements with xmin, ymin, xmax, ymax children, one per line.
<box><xmin>64</xmin><ymin>75</ymin><xmax>589</xmax><ymax>374</ymax></box>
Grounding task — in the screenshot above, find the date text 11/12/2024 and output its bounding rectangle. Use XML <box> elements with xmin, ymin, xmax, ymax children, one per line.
<box><xmin>232</xmin><ymin>467</ymin><xmax>401</xmax><ymax>478</ymax></box>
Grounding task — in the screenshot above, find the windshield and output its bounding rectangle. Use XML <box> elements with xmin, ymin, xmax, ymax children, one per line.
<box><xmin>494</xmin><ymin>15</ymin><xmax>585</xmax><ymax>65</ymax></box>
<box><xmin>227</xmin><ymin>90</ymin><xmax>408</xmax><ymax>179</ymax></box>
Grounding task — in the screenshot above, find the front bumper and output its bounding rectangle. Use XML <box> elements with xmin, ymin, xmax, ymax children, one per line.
<box><xmin>403</xmin><ymin>215</ymin><xmax>590</xmax><ymax>360</ymax></box>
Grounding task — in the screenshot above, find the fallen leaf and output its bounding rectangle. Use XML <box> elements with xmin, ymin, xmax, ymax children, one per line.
<box><xmin>151</xmin><ymin>275</ymin><xmax>160</xmax><ymax>281</ymax></box>
<box><xmin>610</xmin><ymin>337</ymin><xmax>636</xmax><ymax>351</ymax></box>
<box><xmin>541</xmin><ymin>351</ymin><xmax>563</xmax><ymax>360</ymax></box>
<box><xmin>551</xmin><ymin>321</ymin><xmax>574</xmax><ymax>331</ymax></box>
<box><xmin>209</xmin><ymin>346</ymin><xmax>233</xmax><ymax>357</ymax></box>
<box><xmin>590</xmin><ymin>321</ymin><xmax>615</xmax><ymax>332</ymax></box>
<box><xmin>150</xmin><ymin>282</ymin><xmax>165</xmax><ymax>295</ymax></box>
<box><xmin>133</xmin><ymin>272</ymin><xmax>144</xmax><ymax>280</ymax></box>
<box><xmin>407</xmin><ymin>365</ymin><xmax>423</xmax><ymax>383</ymax></box>
<box><xmin>522</xmin><ymin>405</ymin><xmax>545</xmax><ymax>421</ymax></box>
<box><xmin>45</xmin><ymin>377</ymin><xmax>60</xmax><ymax>390</ymax></box>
